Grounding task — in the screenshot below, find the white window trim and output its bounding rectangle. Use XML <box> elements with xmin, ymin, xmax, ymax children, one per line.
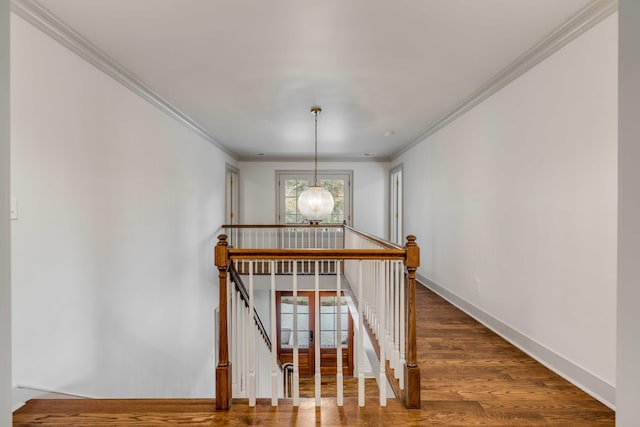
<box><xmin>276</xmin><ymin>170</ymin><xmax>353</xmax><ymax>225</ymax></box>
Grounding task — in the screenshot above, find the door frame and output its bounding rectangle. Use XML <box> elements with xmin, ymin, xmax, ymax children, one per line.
<box><xmin>390</xmin><ymin>164</ymin><xmax>404</xmax><ymax>245</ymax></box>
<box><xmin>276</xmin><ymin>290</ymin><xmax>354</xmax><ymax>377</ymax></box>
<box><xmin>225</xmin><ymin>164</ymin><xmax>239</xmax><ymax>225</ymax></box>
<box><xmin>276</xmin><ymin>291</ymin><xmax>315</xmax><ymax>376</ymax></box>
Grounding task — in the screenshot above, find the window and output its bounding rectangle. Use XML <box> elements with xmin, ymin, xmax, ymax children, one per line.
<box><xmin>319</xmin><ymin>296</ymin><xmax>349</xmax><ymax>348</ymax></box>
<box><xmin>279</xmin><ymin>295</ymin><xmax>310</xmax><ymax>349</ymax></box>
<box><xmin>277</xmin><ymin>171</ymin><xmax>352</xmax><ymax>225</ymax></box>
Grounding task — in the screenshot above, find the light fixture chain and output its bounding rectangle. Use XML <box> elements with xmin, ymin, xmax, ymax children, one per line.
<box><xmin>298</xmin><ymin>105</ymin><xmax>333</xmax><ymax>224</ymax></box>
<box><xmin>314</xmin><ymin>109</ymin><xmax>318</xmax><ymax>187</ymax></box>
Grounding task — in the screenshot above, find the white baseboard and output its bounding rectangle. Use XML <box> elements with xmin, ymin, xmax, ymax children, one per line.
<box><xmin>417</xmin><ymin>274</ymin><xmax>615</xmax><ymax>410</ymax></box>
<box><xmin>12</xmin><ymin>385</ymin><xmax>89</xmax><ymax>412</ymax></box>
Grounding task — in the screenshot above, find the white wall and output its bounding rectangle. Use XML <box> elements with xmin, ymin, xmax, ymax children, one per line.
<box><xmin>10</xmin><ymin>14</ymin><xmax>233</xmax><ymax>398</ymax></box>
<box><xmin>0</xmin><ymin>0</ymin><xmax>11</xmax><ymax>423</ymax></box>
<box><xmin>393</xmin><ymin>14</ymin><xmax>618</xmax><ymax>405</ymax></box>
<box><xmin>239</xmin><ymin>161</ymin><xmax>389</xmax><ymax>238</ymax></box>
<box><xmin>617</xmin><ymin>1</ymin><xmax>640</xmax><ymax>424</ymax></box>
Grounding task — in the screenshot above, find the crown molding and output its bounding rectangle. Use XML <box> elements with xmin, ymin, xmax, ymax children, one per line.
<box><xmin>11</xmin><ymin>0</ymin><xmax>616</xmax><ymax>163</ymax></box>
<box><xmin>10</xmin><ymin>0</ymin><xmax>237</xmax><ymax>159</ymax></box>
<box><xmin>392</xmin><ymin>0</ymin><xmax>618</xmax><ymax>161</ymax></box>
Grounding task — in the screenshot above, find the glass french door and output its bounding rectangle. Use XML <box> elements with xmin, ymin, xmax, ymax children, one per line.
<box><xmin>318</xmin><ymin>293</ymin><xmax>353</xmax><ymax>376</ymax></box>
<box><xmin>277</xmin><ymin>292</ymin><xmax>314</xmax><ymax>376</ymax></box>
<box><xmin>276</xmin><ymin>291</ymin><xmax>353</xmax><ymax>377</ymax></box>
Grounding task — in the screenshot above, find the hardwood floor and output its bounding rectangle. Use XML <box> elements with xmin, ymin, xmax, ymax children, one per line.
<box><xmin>13</xmin><ymin>284</ymin><xmax>614</xmax><ymax>426</ymax></box>
<box><xmin>416</xmin><ymin>285</ymin><xmax>614</xmax><ymax>425</ymax></box>
<box><xmin>297</xmin><ymin>376</ymin><xmax>379</xmax><ymax>398</ymax></box>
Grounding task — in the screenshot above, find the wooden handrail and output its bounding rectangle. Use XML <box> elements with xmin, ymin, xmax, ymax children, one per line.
<box><xmin>228</xmin><ymin>248</ymin><xmax>406</xmax><ymax>260</ymax></box>
<box><xmin>222</xmin><ymin>224</ymin><xmax>344</xmax><ymax>229</ymax></box>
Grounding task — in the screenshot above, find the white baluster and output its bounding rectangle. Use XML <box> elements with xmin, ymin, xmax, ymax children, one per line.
<box><xmin>379</xmin><ymin>260</ymin><xmax>386</xmax><ymax>406</ymax></box>
<box><xmin>399</xmin><ymin>264</ymin><xmax>405</xmax><ymax>390</ymax></box>
<box><xmin>304</xmin><ymin>229</ymin><xmax>309</xmax><ymax>272</ymax></box>
<box><xmin>261</xmin><ymin>229</ymin><xmax>265</xmax><ymax>272</ymax></box>
<box><xmin>384</xmin><ymin>260</ymin><xmax>391</xmax><ymax>369</ymax></box>
<box><xmin>241</xmin><ymin>230</ymin><xmax>246</xmax><ymax>273</ymax></box>
<box><xmin>358</xmin><ymin>260</ymin><xmax>365</xmax><ymax>407</ymax></box>
<box><xmin>236</xmin><ymin>285</ymin><xmax>242</xmax><ymax>393</ymax></box>
<box><xmin>367</xmin><ymin>260</ymin><xmax>373</xmax><ymax>331</ymax></box>
<box><xmin>392</xmin><ymin>261</ymin><xmax>401</xmax><ymax>378</ymax></box>
<box><xmin>244</xmin><ymin>287</ymin><xmax>249</xmax><ymax>396</ymax></box>
<box><xmin>314</xmin><ymin>260</ymin><xmax>321</xmax><ymax>406</ymax></box>
<box><xmin>373</xmin><ymin>259</ymin><xmax>378</xmax><ymax>336</ymax></box>
<box><xmin>336</xmin><ymin>261</ymin><xmax>344</xmax><ymax>407</ymax></box>
<box><xmin>270</xmin><ymin>261</ymin><xmax>278</xmax><ymax>406</ymax></box>
<box><xmin>256</xmin><ymin>335</ymin><xmax>261</xmax><ymax>397</ymax></box>
<box><xmin>248</xmin><ymin>262</ymin><xmax>256</xmax><ymax>406</ymax></box>
<box><xmin>236</xmin><ymin>284</ymin><xmax>242</xmax><ymax>395</ymax></box>
<box><xmin>238</xmin><ymin>290</ymin><xmax>246</xmax><ymax>397</ymax></box>
<box><xmin>293</xmin><ymin>263</ymin><xmax>300</xmax><ymax>406</ymax></box>
<box><xmin>230</xmin><ymin>276</ymin><xmax>237</xmax><ymax>396</ymax></box>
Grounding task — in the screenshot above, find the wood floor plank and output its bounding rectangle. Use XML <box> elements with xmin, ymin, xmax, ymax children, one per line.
<box><xmin>297</xmin><ymin>376</ymin><xmax>379</xmax><ymax>398</ymax></box>
<box><xmin>13</xmin><ymin>284</ymin><xmax>614</xmax><ymax>426</ymax></box>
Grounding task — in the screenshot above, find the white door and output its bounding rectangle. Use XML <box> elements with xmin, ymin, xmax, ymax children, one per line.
<box><xmin>225</xmin><ymin>166</ymin><xmax>239</xmax><ymax>225</ymax></box>
<box><xmin>390</xmin><ymin>166</ymin><xmax>403</xmax><ymax>245</ymax></box>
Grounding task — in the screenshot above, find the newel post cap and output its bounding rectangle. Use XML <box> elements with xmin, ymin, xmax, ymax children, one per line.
<box><xmin>215</xmin><ymin>234</ymin><xmax>229</xmax><ymax>268</ymax></box>
<box><xmin>405</xmin><ymin>235</ymin><xmax>420</xmax><ymax>269</ymax></box>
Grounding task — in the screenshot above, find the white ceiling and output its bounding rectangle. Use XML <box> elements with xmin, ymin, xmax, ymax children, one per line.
<box><xmin>36</xmin><ymin>0</ymin><xmax>593</xmax><ymax>160</ymax></box>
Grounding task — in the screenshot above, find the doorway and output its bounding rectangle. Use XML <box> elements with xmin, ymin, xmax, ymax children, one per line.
<box><xmin>225</xmin><ymin>164</ymin><xmax>239</xmax><ymax>225</ymax></box>
<box><xmin>276</xmin><ymin>291</ymin><xmax>353</xmax><ymax>376</ymax></box>
<box><xmin>390</xmin><ymin>165</ymin><xmax>403</xmax><ymax>245</ymax></box>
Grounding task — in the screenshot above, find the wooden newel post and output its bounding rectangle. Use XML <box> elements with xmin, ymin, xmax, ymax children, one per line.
<box><xmin>404</xmin><ymin>235</ymin><xmax>421</xmax><ymax>409</ymax></box>
<box><xmin>215</xmin><ymin>234</ymin><xmax>231</xmax><ymax>410</ymax></box>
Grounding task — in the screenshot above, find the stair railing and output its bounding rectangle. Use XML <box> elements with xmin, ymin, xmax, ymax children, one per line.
<box><xmin>226</xmin><ymin>262</ymin><xmax>278</xmax><ymax>403</ymax></box>
<box><xmin>215</xmin><ymin>225</ymin><xmax>420</xmax><ymax>410</ymax></box>
<box><xmin>342</xmin><ymin>226</ymin><xmax>420</xmax><ymax>407</ymax></box>
<box><xmin>223</xmin><ymin>224</ymin><xmax>344</xmax><ymax>276</ymax></box>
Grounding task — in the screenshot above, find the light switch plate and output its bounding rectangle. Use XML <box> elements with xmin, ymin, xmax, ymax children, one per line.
<box><xmin>10</xmin><ymin>197</ymin><xmax>17</xmax><ymax>220</ymax></box>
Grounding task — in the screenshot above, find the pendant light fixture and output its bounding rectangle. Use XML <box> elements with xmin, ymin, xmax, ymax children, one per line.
<box><xmin>297</xmin><ymin>106</ymin><xmax>335</xmax><ymax>224</ymax></box>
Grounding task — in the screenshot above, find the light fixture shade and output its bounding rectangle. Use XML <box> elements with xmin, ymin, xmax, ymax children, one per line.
<box><xmin>298</xmin><ymin>186</ymin><xmax>335</xmax><ymax>222</ymax></box>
